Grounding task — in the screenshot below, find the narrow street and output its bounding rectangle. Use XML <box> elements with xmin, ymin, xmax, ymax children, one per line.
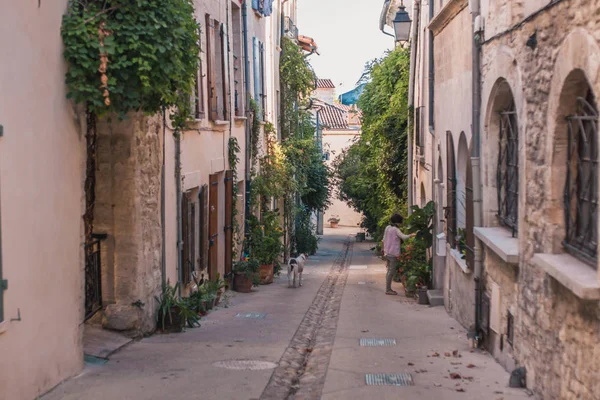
<box><xmin>44</xmin><ymin>228</ymin><xmax>528</xmax><ymax>400</ymax></box>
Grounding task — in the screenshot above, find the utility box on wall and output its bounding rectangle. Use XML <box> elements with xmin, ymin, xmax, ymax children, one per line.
<box><xmin>436</xmin><ymin>233</ymin><xmax>446</xmax><ymax>256</ymax></box>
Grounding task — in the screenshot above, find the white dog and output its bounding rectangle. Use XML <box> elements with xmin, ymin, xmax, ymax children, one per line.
<box><xmin>288</xmin><ymin>253</ymin><xmax>307</xmax><ymax>288</ymax></box>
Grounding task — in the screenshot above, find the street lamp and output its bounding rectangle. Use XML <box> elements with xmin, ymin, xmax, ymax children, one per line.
<box><xmin>392</xmin><ymin>1</ymin><xmax>412</xmax><ymax>43</ymax></box>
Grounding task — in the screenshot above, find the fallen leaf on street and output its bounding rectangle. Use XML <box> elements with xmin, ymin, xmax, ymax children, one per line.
<box><xmin>416</xmin><ymin>369</ymin><xmax>428</xmax><ymax>373</ymax></box>
<box><xmin>408</xmin><ymin>362</ymin><xmax>414</xmax><ymax>366</ymax></box>
<box><xmin>456</xmin><ymin>388</ymin><xmax>466</xmax><ymax>392</ymax></box>
<box><xmin>450</xmin><ymin>362</ymin><xmax>462</xmax><ymax>365</ymax></box>
<box><xmin>452</xmin><ymin>350</ymin><xmax>461</xmax><ymax>358</ymax></box>
<box><xmin>444</xmin><ymin>352</ymin><xmax>451</xmax><ymax>357</ymax></box>
<box><xmin>305</xmin><ymin>348</ymin><xmax>313</xmax><ymax>353</ymax></box>
<box><xmin>450</xmin><ymin>373</ymin><xmax>462</xmax><ymax>379</ymax></box>
<box><xmin>432</xmin><ymin>352</ymin><xmax>440</xmax><ymax>357</ymax></box>
<box><xmin>361</xmin><ymin>330</ymin><xmax>369</xmax><ymax>333</ymax></box>
<box><xmin>467</xmin><ymin>363</ymin><xmax>476</xmax><ymax>368</ymax></box>
<box><xmin>463</xmin><ymin>376</ymin><xmax>474</xmax><ymax>381</ymax></box>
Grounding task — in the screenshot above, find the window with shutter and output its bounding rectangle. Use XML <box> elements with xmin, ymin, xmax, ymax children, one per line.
<box><xmin>220</xmin><ymin>22</ymin><xmax>230</xmax><ymax>120</ymax></box>
<box><xmin>231</xmin><ymin>3</ymin><xmax>244</xmax><ymax>116</ymax></box>
<box><xmin>259</xmin><ymin>41</ymin><xmax>266</xmax><ymax>120</ymax></box>
<box><xmin>193</xmin><ymin>61</ymin><xmax>205</xmax><ymax>119</ymax></box>
<box><xmin>206</xmin><ymin>15</ymin><xmax>227</xmax><ymax>121</ymax></box>
<box><xmin>446</xmin><ymin>132</ymin><xmax>456</xmax><ymax>248</ymax></box>
<box><xmin>206</xmin><ymin>15</ymin><xmax>218</xmax><ymax>121</ymax></box>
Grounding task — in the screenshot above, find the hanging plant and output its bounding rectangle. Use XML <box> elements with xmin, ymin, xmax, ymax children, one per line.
<box><xmin>61</xmin><ymin>0</ymin><xmax>200</xmax><ymax>125</ymax></box>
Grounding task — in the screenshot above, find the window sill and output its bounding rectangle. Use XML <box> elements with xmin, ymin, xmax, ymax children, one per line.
<box><xmin>449</xmin><ymin>247</ymin><xmax>471</xmax><ymax>274</ymax></box>
<box><xmin>234</xmin><ymin>116</ymin><xmax>247</xmax><ymax>121</ymax></box>
<box><xmin>0</xmin><ymin>320</ymin><xmax>9</xmax><ymax>335</ymax></box>
<box><xmin>474</xmin><ymin>227</ymin><xmax>519</xmax><ymax>264</ymax></box>
<box><xmin>531</xmin><ymin>253</ymin><xmax>600</xmax><ymax>300</ymax></box>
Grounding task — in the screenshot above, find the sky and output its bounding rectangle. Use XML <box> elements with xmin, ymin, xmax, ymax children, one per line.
<box><xmin>297</xmin><ymin>0</ymin><xmax>397</xmax><ymax>98</ymax></box>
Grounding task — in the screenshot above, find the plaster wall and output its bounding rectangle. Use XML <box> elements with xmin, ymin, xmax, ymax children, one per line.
<box><xmin>323</xmin><ymin>130</ymin><xmax>363</xmax><ymax>228</ymax></box>
<box><xmin>0</xmin><ymin>1</ymin><xmax>85</xmax><ymax>398</ymax></box>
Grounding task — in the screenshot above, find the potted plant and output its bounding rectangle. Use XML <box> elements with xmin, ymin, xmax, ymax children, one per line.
<box><xmin>233</xmin><ymin>259</ymin><xmax>260</xmax><ymax>293</ymax></box>
<box><xmin>155</xmin><ymin>282</ymin><xmax>199</xmax><ymax>332</ymax></box>
<box><xmin>248</xmin><ymin>212</ymin><xmax>283</xmax><ymax>285</ymax></box>
<box><xmin>405</xmin><ymin>262</ymin><xmax>432</xmax><ymax>303</ymax></box>
<box><xmin>328</xmin><ymin>215</ymin><xmax>340</xmax><ymax>228</ymax></box>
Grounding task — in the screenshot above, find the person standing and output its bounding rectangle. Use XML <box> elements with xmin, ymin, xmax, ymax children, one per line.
<box><xmin>382</xmin><ymin>214</ymin><xmax>415</xmax><ymax>295</ymax></box>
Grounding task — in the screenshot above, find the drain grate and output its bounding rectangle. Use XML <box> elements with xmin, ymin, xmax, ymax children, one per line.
<box><xmin>213</xmin><ymin>360</ymin><xmax>277</xmax><ymax>370</ymax></box>
<box><xmin>349</xmin><ymin>265</ymin><xmax>368</xmax><ymax>270</ymax></box>
<box><xmin>235</xmin><ymin>312</ymin><xmax>267</xmax><ymax>319</ymax></box>
<box><xmin>360</xmin><ymin>338</ymin><xmax>396</xmax><ymax>347</ymax></box>
<box><xmin>358</xmin><ymin>281</ymin><xmax>376</xmax><ymax>285</ymax></box>
<box><xmin>365</xmin><ymin>373</ymin><xmax>414</xmax><ymax>386</ymax></box>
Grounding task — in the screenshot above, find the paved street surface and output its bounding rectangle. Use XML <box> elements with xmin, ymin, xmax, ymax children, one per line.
<box><xmin>43</xmin><ymin>228</ymin><xmax>529</xmax><ymax>400</ymax></box>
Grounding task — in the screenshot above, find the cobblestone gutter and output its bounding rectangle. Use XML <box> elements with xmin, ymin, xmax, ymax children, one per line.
<box><xmin>260</xmin><ymin>240</ymin><xmax>353</xmax><ymax>400</ymax></box>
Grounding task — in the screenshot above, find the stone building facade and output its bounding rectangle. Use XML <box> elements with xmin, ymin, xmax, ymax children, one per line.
<box><xmin>406</xmin><ymin>0</ymin><xmax>600</xmax><ymax>397</ymax></box>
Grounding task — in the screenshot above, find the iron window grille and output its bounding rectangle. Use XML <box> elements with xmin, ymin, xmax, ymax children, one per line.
<box><xmin>497</xmin><ymin>107</ymin><xmax>519</xmax><ymax>236</ymax></box>
<box><xmin>506</xmin><ymin>311</ymin><xmax>514</xmax><ymax>345</ymax></box>
<box><xmin>564</xmin><ymin>94</ymin><xmax>598</xmax><ymax>266</ymax></box>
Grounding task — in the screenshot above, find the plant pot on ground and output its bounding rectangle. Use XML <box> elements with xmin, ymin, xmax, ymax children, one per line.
<box><xmin>259</xmin><ymin>263</ymin><xmax>274</xmax><ymax>285</ymax></box>
<box><xmin>417</xmin><ymin>286</ymin><xmax>429</xmax><ymax>305</ymax></box>
<box><xmin>328</xmin><ymin>215</ymin><xmax>340</xmax><ymax>228</ymax></box>
<box><xmin>233</xmin><ymin>259</ymin><xmax>260</xmax><ymax>293</ymax></box>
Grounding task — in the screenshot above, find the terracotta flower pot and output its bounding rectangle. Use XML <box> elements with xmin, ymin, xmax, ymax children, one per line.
<box><xmin>158</xmin><ymin>306</ymin><xmax>183</xmax><ymax>333</ymax></box>
<box><xmin>259</xmin><ymin>263</ymin><xmax>274</xmax><ymax>285</ymax></box>
<box><xmin>233</xmin><ymin>273</ymin><xmax>253</xmax><ymax>293</ymax></box>
<box><xmin>330</xmin><ymin>222</ymin><xmax>338</xmax><ymax>228</ymax></box>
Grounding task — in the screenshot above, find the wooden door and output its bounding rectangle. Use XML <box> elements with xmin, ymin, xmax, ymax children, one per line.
<box><xmin>208</xmin><ymin>174</ymin><xmax>219</xmax><ymax>280</ymax></box>
<box><xmin>224</xmin><ymin>171</ymin><xmax>234</xmax><ymax>276</ymax></box>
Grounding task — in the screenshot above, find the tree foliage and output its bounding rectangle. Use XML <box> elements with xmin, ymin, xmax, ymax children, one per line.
<box><xmin>332</xmin><ymin>48</ymin><xmax>411</xmax><ymax>238</ymax></box>
<box><xmin>61</xmin><ymin>0</ymin><xmax>200</xmax><ymax>125</ymax></box>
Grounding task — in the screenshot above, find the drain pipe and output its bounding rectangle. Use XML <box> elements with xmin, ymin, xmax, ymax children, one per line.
<box><xmin>161</xmin><ymin>108</ymin><xmax>167</xmax><ymax>287</ymax></box>
<box><xmin>242</xmin><ymin>0</ymin><xmax>252</xmax><ymax>243</ymax></box>
<box><xmin>379</xmin><ymin>0</ymin><xmax>396</xmax><ymax>39</ymax></box>
<box><xmin>470</xmin><ymin>0</ymin><xmax>484</xmax><ymax>341</ymax></box>
<box><xmin>406</xmin><ymin>0</ymin><xmax>420</xmax><ymax>216</ymax></box>
<box><xmin>175</xmin><ymin>131</ymin><xmax>183</xmax><ymax>297</ymax></box>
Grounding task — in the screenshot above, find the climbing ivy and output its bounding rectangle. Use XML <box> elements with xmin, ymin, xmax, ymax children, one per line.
<box><xmin>61</xmin><ymin>0</ymin><xmax>200</xmax><ymax>126</ymax></box>
<box><xmin>228</xmin><ymin>137</ymin><xmax>241</xmax><ymax>261</ymax></box>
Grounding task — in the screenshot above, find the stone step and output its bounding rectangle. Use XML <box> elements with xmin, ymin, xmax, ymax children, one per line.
<box><xmin>427</xmin><ymin>289</ymin><xmax>444</xmax><ymax>307</ymax></box>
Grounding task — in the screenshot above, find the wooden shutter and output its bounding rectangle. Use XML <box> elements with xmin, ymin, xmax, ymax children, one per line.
<box><xmin>220</xmin><ymin>23</ymin><xmax>230</xmax><ymax>121</ymax></box>
<box><xmin>199</xmin><ymin>184</ymin><xmax>209</xmax><ymax>271</ymax></box>
<box><xmin>208</xmin><ymin>174</ymin><xmax>219</xmax><ymax>280</ymax></box>
<box><xmin>259</xmin><ymin>41</ymin><xmax>266</xmax><ymax>120</ymax></box>
<box><xmin>446</xmin><ymin>132</ymin><xmax>456</xmax><ymax>248</ymax></box>
<box><xmin>182</xmin><ymin>194</ymin><xmax>191</xmax><ymax>285</ymax></box>
<box><xmin>465</xmin><ymin>142</ymin><xmax>474</xmax><ymax>269</ymax></box>
<box><xmin>206</xmin><ymin>15</ymin><xmax>218</xmax><ymax>121</ymax></box>
<box><xmin>253</xmin><ymin>37</ymin><xmax>260</xmax><ymax>110</ymax></box>
<box><xmin>224</xmin><ymin>171</ymin><xmax>234</xmax><ymax>276</ymax></box>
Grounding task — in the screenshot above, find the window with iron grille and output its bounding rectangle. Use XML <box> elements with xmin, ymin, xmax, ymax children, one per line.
<box><xmin>564</xmin><ymin>93</ymin><xmax>598</xmax><ymax>265</ymax></box>
<box><xmin>497</xmin><ymin>106</ymin><xmax>518</xmax><ymax>235</ymax></box>
<box><xmin>506</xmin><ymin>311</ymin><xmax>514</xmax><ymax>345</ymax></box>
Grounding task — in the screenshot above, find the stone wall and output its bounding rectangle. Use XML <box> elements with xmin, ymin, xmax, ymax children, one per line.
<box><xmin>480</xmin><ymin>0</ymin><xmax>600</xmax><ymax>398</ymax></box>
<box><xmin>95</xmin><ymin>113</ymin><xmax>163</xmax><ymax>335</ymax></box>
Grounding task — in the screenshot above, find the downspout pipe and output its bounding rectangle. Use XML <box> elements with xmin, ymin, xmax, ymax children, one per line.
<box><xmin>242</xmin><ymin>0</ymin><xmax>252</xmax><ymax>244</ymax></box>
<box><xmin>175</xmin><ymin>131</ymin><xmax>183</xmax><ymax>297</ymax></box>
<box><xmin>407</xmin><ymin>0</ymin><xmax>420</xmax><ymax>215</ymax></box>
<box><xmin>470</xmin><ymin>0</ymin><xmax>484</xmax><ymax>341</ymax></box>
<box><xmin>161</xmin><ymin>108</ymin><xmax>166</xmax><ymax>287</ymax></box>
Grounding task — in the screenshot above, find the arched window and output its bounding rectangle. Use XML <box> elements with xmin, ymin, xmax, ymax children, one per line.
<box><xmin>497</xmin><ymin>102</ymin><xmax>519</xmax><ymax>233</ymax></box>
<box><xmin>564</xmin><ymin>89</ymin><xmax>598</xmax><ymax>263</ymax></box>
<box><xmin>456</xmin><ymin>133</ymin><xmax>469</xmax><ymax>231</ymax></box>
<box><xmin>446</xmin><ymin>132</ymin><xmax>456</xmax><ymax>247</ymax></box>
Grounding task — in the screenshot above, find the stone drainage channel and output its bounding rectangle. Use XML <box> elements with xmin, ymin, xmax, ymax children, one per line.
<box><xmin>259</xmin><ymin>240</ymin><xmax>354</xmax><ymax>400</ymax></box>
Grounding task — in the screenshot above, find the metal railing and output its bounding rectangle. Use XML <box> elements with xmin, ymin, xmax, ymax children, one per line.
<box><xmin>497</xmin><ymin>109</ymin><xmax>519</xmax><ymax>236</ymax></box>
<box><xmin>564</xmin><ymin>96</ymin><xmax>598</xmax><ymax>265</ymax></box>
<box><xmin>284</xmin><ymin>17</ymin><xmax>298</xmax><ymax>39</ymax></box>
<box><xmin>84</xmin><ymin>234</ymin><xmax>106</xmax><ymax>320</ymax></box>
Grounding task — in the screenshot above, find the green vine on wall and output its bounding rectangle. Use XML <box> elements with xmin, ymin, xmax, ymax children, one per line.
<box><xmin>228</xmin><ymin>137</ymin><xmax>241</xmax><ymax>261</ymax></box>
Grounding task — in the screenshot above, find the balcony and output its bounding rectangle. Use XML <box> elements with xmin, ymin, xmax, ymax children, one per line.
<box><xmin>284</xmin><ymin>16</ymin><xmax>298</xmax><ymax>39</ymax></box>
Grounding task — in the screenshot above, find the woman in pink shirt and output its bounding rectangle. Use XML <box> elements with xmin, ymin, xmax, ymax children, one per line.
<box><xmin>382</xmin><ymin>214</ymin><xmax>415</xmax><ymax>295</ymax></box>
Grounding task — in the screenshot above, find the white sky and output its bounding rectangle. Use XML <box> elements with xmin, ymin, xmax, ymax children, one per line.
<box><xmin>297</xmin><ymin>0</ymin><xmax>396</xmax><ymax>98</ymax></box>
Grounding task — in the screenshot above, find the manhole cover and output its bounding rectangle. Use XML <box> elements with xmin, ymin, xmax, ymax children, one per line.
<box><xmin>365</xmin><ymin>373</ymin><xmax>414</xmax><ymax>386</ymax></box>
<box><xmin>358</xmin><ymin>281</ymin><xmax>376</xmax><ymax>285</ymax></box>
<box><xmin>360</xmin><ymin>338</ymin><xmax>396</xmax><ymax>347</ymax></box>
<box><xmin>235</xmin><ymin>312</ymin><xmax>267</xmax><ymax>319</ymax></box>
<box><xmin>349</xmin><ymin>265</ymin><xmax>368</xmax><ymax>270</ymax></box>
<box><xmin>213</xmin><ymin>360</ymin><xmax>277</xmax><ymax>370</ymax></box>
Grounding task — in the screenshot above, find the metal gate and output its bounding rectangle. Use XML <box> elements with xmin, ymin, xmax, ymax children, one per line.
<box><xmin>84</xmin><ymin>234</ymin><xmax>106</xmax><ymax>320</ymax></box>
